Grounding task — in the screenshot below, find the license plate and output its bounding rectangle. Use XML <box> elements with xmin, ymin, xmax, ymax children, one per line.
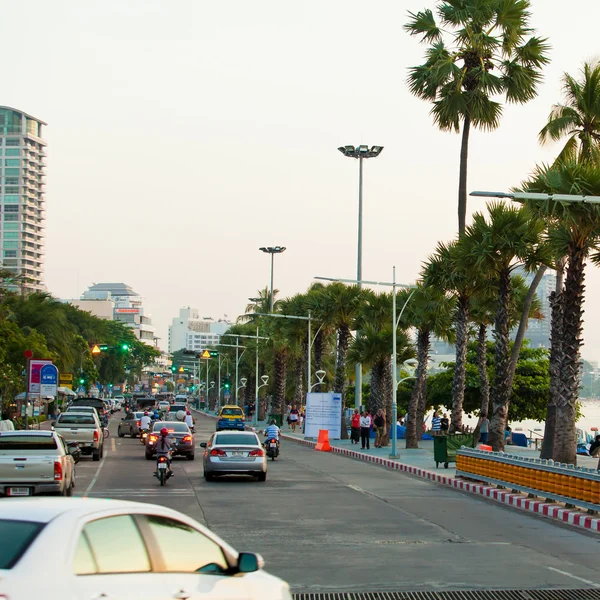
<box><xmin>8</xmin><ymin>487</ymin><xmax>30</xmax><ymax>496</ymax></box>
<box><xmin>232</xmin><ymin>451</ymin><xmax>243</xmax><ymax>456</ymax></box>
<box><xmin>158</xmin><ymin>463</ymin><xmax>167</xmax><ymax>469</ymax></box>
<box><xmin>270</xmin><ymin>443</ymin><xmax>277</xmax><ymax>447</ymax></box>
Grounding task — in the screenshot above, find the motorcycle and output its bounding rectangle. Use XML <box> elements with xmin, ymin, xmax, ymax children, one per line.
<box><xmin>140</xmin><ymin>428</ymin><xmax>150</xmax><ymax>444</ymax></box>
<box><xmin>265</xmin><ymin>437</ymin><xmax>279</xmax><ymax>461</ymax></box>
<box><xmin>155</xmin><ymin>454</ymin><xmax>172</xmax><ymax>486</ymax></box>
<box><xmin>67</xmin><ymin>442</ymin><xmax>81</xmax><ymax>464</ymax></box>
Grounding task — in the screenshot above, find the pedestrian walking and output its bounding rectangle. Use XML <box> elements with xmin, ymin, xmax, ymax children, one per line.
<box><xmin>289</xmin><ymin>405</ymin><xmax>299</xmax><ymax>432</ymax></box>
<box><xmin>359</xmin><ymin>411</ymin><xmax>372</xmax><ymax>450</ymax></box>
<box><xmin>431</xmin><ymin>411</ymin><xmax>441</xmax><ymax>435</ymax></box>
<box><xmin>478</xmin><ymin>413</ymin><xmax>489</xmax><ymax>444</ymax></box>
<box><xmin>350</xmin><ymin>409</ymin><xmax>360</xmax><ymax>444</ymax></box>
<box><xmin>373</xmin><ymin>409</ymin><xmax>385</xmax><ymax>447</ymax></box>
<box><xmin>440</xmin><ymin>413</ymin><xmax>449</xmax><ymax>434</ymax></box>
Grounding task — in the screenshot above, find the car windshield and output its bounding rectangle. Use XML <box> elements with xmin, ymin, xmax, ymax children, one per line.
<box><xmin>134</xmin><ymin>412</ymin><xmax>145</xmax><ymax>418</ymax></box>
<box><xmin>153</xmin><ymin>422</ymin><xmax>189</xmax><ymax>433</ymax></box>
<box><xmin>215</xmin><ymin>434</ymin><xmax>258</xmax><ymax>446</ymax></box>
<box><xmin>220</xmin><ymin>408</ymin><xmax>243</xmax><ymax>416</ymax></box>
<box><xmin>57</xmin><ymin>414</ymin><xmax>96</xmax><ymax>425</ymax></box>
<box><xmin>0</xmin><ymin>435</ymin><xmax>58</xmax><ymax>451</ymax></box>
<box><xmin>0</xmin><ymin>520</ymin><xmax>45</xmax><ymax>569</ymax></box>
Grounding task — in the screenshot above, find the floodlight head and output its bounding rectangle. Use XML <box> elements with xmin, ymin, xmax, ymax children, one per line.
<box><xmin>404</xmin><ymin>359</ymin><xmax>418</xmax><ymax>368</ymax></box>
<box><xmin>371</xmin><ymin>145</ymin><xmax>384</xmax><ymax>156</ymax></box>
<box><xmin>315</xmin><ymin>369</ymin><xmax>326</xmax><ymax>377</ymax></box>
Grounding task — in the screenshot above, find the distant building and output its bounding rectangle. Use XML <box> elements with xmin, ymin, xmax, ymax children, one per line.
<box><xmin>168</xmin><ymin>307</ymin><xmax>231</xmax><ymax>353</ymax></box>
<box><xmin>68</xmin><ymin>299</ymin><xmax>115</xmax><ymax>320</ymax></box>
<box><xmin>81</xmin><ymin>282</ymin><xmax>155</xmax><ymax>345</ymax></box>
<box><xmin>0</xmin><ymin>106</ymin><xmax>47</xmax><ymax>293</ymax></box>
<box><xmin>513</xmin><ymin>267</ymin><xmax>557</xmax><ymax>349</ymax></box>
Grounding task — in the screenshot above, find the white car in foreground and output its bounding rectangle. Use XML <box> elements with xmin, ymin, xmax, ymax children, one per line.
<box><xmin>0</xmin><ymin>498</ymin><xmax>292</xmax><ymax>600</ymax></box>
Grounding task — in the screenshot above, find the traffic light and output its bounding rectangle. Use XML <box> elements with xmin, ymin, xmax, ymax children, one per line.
<box><xmin>79</xmin><ymin>377</ymin><xmax>85</xmax><ymax>384</ymax></box>
<box><xmin>223</xmin><ymin>378</ymin><xmax>231</xmax><ymax>390</ymax></box>
<box><xmin>121</xmin><ymin>343</ymin><xmax>130</xmax><ymax>351</ymax></box>
<box><xmin>209</xmin><ymin>350</ymin><xmax>219</xmax><ymax>358</ymax></box>
<box><xmin>99</xmin><ymin>344</ymin><xmax>109</xmax><ymax>351</ymax></box>
<box><xmin>170</xmin><ymin>366</ymin><xmax>177</xmax><ymax>373</ymax></box>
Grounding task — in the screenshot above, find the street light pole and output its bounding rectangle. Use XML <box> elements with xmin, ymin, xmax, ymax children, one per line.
<box><xmin>259</xmin><ymin>246</ymin><xmax>286</xmax><ymax>313</ymax></box>
<box><xmin>338</xmin><ymin>144</ymin><xmax>384</xmax><ymax>410</ymax></box>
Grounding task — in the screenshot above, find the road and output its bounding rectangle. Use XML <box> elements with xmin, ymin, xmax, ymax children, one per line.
<box><xmin>73</xmin><ymin>411</ymin><xmax>600</xmax><ymax>594</ymax></box>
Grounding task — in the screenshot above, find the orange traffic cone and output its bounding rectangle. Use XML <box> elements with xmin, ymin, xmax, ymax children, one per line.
<box><xmin>315</xmin><ymin>429</ymin><xmax>332</xmax><ymax>452</ymax></box>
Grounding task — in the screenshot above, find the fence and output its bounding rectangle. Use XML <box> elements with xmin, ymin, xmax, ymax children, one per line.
<box><xmin>456</xmin><ymin>447</ymin><xmax>600</xmax><ymax>513</ymax></box>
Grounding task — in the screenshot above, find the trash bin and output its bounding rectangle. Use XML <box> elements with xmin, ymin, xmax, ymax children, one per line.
<box><xmin>268</xmin><ymin>413</ymin><xmax>283</xmax><ymax>427</ymax></box>
<box><xmin>433</xmin><ymin>433</ymin><xmax>475</xmax><ymax>468</ymax></box>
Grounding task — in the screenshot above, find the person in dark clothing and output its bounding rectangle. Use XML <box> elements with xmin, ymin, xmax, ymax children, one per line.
<box><xmin>590</xmin><ymin>435</ymin><xmax>600</xmax><ymax>457</ymax></box>
<box><xmin>440</xmin><ymin>413</ymin><xmax>449</xmax><ymax>434</ymax></box>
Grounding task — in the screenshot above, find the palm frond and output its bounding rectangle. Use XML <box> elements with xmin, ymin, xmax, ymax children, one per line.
<box><xmin>404</xmin><ymin>9</ymin><xmax>442</xmax><ymax>43</ymax></box>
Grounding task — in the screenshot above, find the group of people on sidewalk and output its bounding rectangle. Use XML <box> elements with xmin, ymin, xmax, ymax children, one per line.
<box><xmin>350</xmin><ymin>408</ymin><xmax>388</xmax><ymax>450</ymax></box>
<box><xmin>284</xmin><ymin>404</ymin><xmax>304</xmax><ymax>433</ymax></box>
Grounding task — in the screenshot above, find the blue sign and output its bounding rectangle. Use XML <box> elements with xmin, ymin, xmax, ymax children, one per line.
<box><xmin>40</xmin><ymin>364</ymin><xmax>58</xmax><ymax>385</ymax></box>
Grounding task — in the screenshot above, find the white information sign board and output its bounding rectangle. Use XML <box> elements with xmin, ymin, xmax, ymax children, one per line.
<box><xmin>304</xmin><ymin>392</ymin><xmax>342</xmax><ymax>439</ymax></box>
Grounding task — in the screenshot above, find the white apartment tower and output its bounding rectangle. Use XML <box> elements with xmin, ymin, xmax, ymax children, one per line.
<box><xmin>0</xmin><ymin>106</ymin><xmax>47</xmax><ymax>292</ymax></box>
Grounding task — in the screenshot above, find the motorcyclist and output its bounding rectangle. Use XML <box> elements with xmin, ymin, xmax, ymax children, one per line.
<box><xmin>155</xmin><ymin>427</ymin><xmax>173</xmax><ymax>476</ymax></box>
<box><xmin>140</xmin><ymin>411</ymin><xmax>152</xmax><ymax>431</ymax></box>
<box><xmin>152</xmin><ymin>408</ymin><xmax>160</xmax><ymax>422</ymax></box>
<box><xmin>264</xmin><ymin>419</ymin><xmax>281</xmax><ymax>450</ymax></box>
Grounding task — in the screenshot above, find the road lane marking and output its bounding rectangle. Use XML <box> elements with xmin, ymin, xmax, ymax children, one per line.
<box><xmin>84</xmin><ymin>451</ymin><xmax>108</xmax><ymax>497</ymax></box>
<box><xmin>111</xmin><ymin>438</ymin><xmax>116</xmax><ymax>452</ymax></box>
<box><xmin>547</xmin><ymin>567</ymin><xmax>600</xmax><ymax>588</ymax></box>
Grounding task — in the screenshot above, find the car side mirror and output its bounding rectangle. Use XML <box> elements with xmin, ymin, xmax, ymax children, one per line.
<box><xmin>237</xmin><ymin>552</ymin><xmax>263</xmax><ymax>573</ymax></box>
<box><xmin>200</xmin><ymin>442</ymin><xmax>207</xmax><ymax>448</ymax></box>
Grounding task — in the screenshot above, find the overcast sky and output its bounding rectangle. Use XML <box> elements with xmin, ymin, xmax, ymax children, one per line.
<box><xmin>2</xmin><ymin>0</ymin><xmax>600</xmax><ymax>359</ymax></box>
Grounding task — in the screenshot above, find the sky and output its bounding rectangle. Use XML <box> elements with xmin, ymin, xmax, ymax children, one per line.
<box><xmin>2</xmin><ymin>0</ymin><xmax>600</xmax><ymax>358</ymax></box>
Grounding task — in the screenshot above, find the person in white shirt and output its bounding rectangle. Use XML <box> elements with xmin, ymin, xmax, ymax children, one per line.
<box><xmin>140</xmin><ymin>411</ymin><xmax>152</xmax><ymax>431</ymax></box>
<box><xmin>359</xmin><ymin>412</ymin><xmax>372</xmax><ymax>450</ymax></box>
<box><xmin>184</xmin><ymin>410</ymin><xmax>194</xmax><ymax>431</ymax></box>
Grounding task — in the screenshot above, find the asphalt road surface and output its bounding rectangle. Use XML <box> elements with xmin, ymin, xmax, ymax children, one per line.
<box><xmin>73</xmin><ymin>411</ymin><xmax>600</xmax><ymax>594</ymax></box>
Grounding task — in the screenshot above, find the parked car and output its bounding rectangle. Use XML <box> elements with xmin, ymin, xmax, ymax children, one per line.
<box><xmin>52</xmin><ymin>412</ymin><xmax>104</xmax><ymax>462</ymax></box>
<box><xmin>202</xmin><ymin>430</ymin><xmax>267</xmax><ymax>481</ymax></box>
<box><xmin>0</xmin><ymin>431</ymin><xmax>76</xmax><ymax>496</ymax></box>
<box><xmin>0</xmin><ymin>498</ymin><xmax>293</xmax><ymax>600</ymax></box>
<box><xmin>145</xmin><ymin>421</ymin><xmax>194</xmax><ymax>460</ymax></box>
<box><xmin>117</xmin><ymin>411</ymin><xmax>145</xmax><ymax>438</ymax></box>
<box><xmin>216</xmin><ymin>405</ymin><xmax>246</xmax><ymax>431</ymax></box>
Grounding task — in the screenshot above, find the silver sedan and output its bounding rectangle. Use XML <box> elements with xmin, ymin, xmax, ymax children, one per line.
<box><xmin>201</xmin><ymin>431</ymin><xmax>267</xmax><ymax>482</ymax></box>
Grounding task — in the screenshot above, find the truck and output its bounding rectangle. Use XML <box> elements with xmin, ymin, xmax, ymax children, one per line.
<box><xmin>0</xmin><ymin>430</ymin><xmax>76</xmax><ymax>497</ymax></box>
<box><xmin>52</xmin><ymin>411</ymin><xmax>104</xmax><ymax>461</ymax></box>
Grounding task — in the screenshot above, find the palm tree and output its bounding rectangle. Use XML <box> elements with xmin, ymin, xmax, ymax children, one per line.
<box><xmin>463</xmin><ymin>203</ymin><xmax>551</xmax><ymax>450</ymax></box>
<box><xmin>405</xmin><ymin>0</ymin><xmax>549</xmax><ymax>235</ymax></box>
<box><xmin>539</xmin><ymin>61</ymin><xmax>600</xmax><ymax>164</ymax></box>
<box><xmin>399</xmin><ymin>284</ymin><xmax>455</xmax><ymax>449</ymax></box>
<box><xmin>238</xmin><ymin>287</ymin><xmax>280</xmax><ymax>323</ymax></box>
<box><xmin>520</xmin><ymin>161</ymin><xmax>600</xmax><ymax>464</ymax></box>
<box><xmin>312</xmin><ymin>283</ymin><xmax>363</xmax><ymax>439</ymax></box>
<box><xmin>423</xmin><ymin>239</ymin><xmax>487</xmax><ymax>432</ymax></box>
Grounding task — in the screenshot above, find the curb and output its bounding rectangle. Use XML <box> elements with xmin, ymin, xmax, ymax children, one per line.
<box><xmin>194</xmin><ymin>410</ymin><xmax>600</xmax><ymax>534</ymax></box>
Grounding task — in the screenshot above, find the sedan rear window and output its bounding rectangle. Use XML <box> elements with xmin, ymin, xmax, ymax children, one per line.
<box><xmin>0</xmin><ymin>435</ymin><xmax>58</xmax><ymax>451</ymax></box>
<box><xmin>153</xmin><ymin>422</ymin><xmax>189</xmax><ymax>433</ymax></box>
<box><xmin>220</xmin><ymin>408</ymin><xmax>243</xmax><ymax>416</ymax></box>
<box><xmin>215</xmin><ymin>434</ymin><xmax>258</xmax><ymax>446</ymax></box>
<box><xmin>0</xmin><ymin>520</ymin><xmax>45</xmax><ymax>569</ymax></box>
<box><xmin>57</xmin><ymin>415</ymin><xmax>96</xmax><ymax>425</ymax></box>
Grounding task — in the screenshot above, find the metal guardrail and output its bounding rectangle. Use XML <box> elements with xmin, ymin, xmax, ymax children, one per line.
<box><xmin>456</xmin><ymin>447</ymin><xmax>600</xmax><ymax>512</ymax></box>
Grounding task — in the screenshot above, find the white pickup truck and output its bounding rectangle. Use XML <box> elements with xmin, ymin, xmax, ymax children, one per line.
<box><xmin>53</xmin><ymin>412</ymin><xmax>104</xmax><ymax>461</ymax></box>
<box><xmin>0</xmin><ymin>430</ymin><xmax>76</xmax><ymax>497</ymax></box>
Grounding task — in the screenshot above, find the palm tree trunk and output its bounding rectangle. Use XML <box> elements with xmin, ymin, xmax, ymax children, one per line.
<box><xmin>489</xmin><ymin>269</ymin><xmax>512</xmax><ymax>451</ymax></box>
<box><xmin>368</xmin><ymin>363</ymin><xmax>382</xmax><ymax>414</ymax></box>
<box><xmin>554</xmin><ymin>245</ymin><xmax>586</xmax><ymax>465</ymax></box>
<box><xmin>458</xmin><ymin>114</ymin><xmax>471</xmax><ymax>237</ymax></box>
<box><xmin>382</xmin><ymin>356</ymin><xmax>393</xmax><ymax>447</ymax></box>
<box><xmin>450</xmin><ymin>296</ymin><xmax>469</xmax><ymax>433</ymax></box>
<box><xmin>294</xmin><ymin>356</ymin><xmax>303</xmax><ymax>407</ymax></box>
<box><xmin>334</xmin><ymin>325</ymin><xmax>350</xmax><ymax>440</ymax></box>
<box><xmin>472</xmin><ymin>323</ymin><xmax>491</xmax><ymax>443</ymax></box>
<box><xmin>272</xmin><ymin>349</ymin><xmax>287</xmax><ymax>416</ymax></box>
<box><xmin>406</xmin><ymin>329</ymin><xmax>430</xmax><ymax>449</ymax></box>
<box><xmin>541</xmin><ymin>263</ymin><xmax>565</xmax><ymax>460</ymax></box>
<box><xmin>507</xmin><ymin>266</ymin><xmax>547</xmax><ymax>391</ymax></box>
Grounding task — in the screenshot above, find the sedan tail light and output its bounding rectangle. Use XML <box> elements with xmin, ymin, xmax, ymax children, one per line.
<box><xmin>136</xmin><ymin>420</ymin><xmax>141</xmax><ymax>427</ymax></box>
<box><xmin>210</xmin><ymin>449</ymin><xmax>227</xmax><ymax>456</ymax></box>
<box><xmin>54</xmin><ymin>460</ymin><xmax>63</xmax><ymax>481</ymax></box>
<box><xmin>158</xmin><ymin>456</ymin><xmax>167</xmax><ymax>463</ymax></box>
<box><xmin>182</xmin><ymin>435</ymin><xmax>192</xmax><ymax>442</ymax></box>
<box><xmin>249</xmin><ymin>449</ymin><xmax>265</xmax><ymax>457</ymax></box>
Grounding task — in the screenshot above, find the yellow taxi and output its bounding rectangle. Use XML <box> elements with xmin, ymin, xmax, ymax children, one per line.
<box><xmin>216</xmin><ymin>405</ymin><xmax>246</xmax><ymax>431</ymax></box>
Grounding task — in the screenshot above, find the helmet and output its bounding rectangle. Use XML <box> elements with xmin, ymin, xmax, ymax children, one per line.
<box><xmin>160</xmin><ymin>427</ymin><xmax>169</xmax><ymax>437</ymax></box>
<box><xmin>186</xmin><ymin>410</ymin><xmax>191</xmax><ymax>415</ymax></box>
<box><xmin>144</xmin><ymin>411</ymin><xmax>149</xmax><ymax>416</ymax></box>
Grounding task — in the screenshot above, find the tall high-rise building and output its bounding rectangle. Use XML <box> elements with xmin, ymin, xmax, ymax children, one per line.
<box><xmin>168</xmin><ymin>307</ymin><xmax>231</xmax><ymax>353</ymax></box>
<box><xmin>0</xmin><ymin>106</ymin><xmax>47</xmax><ymax>293</ymax></box>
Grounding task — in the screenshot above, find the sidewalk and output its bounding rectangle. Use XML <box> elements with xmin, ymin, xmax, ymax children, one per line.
<box><xmin>196</xmin><ymin>408</ymin><xmax>600</xmax><ymax>534</ymax></box>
